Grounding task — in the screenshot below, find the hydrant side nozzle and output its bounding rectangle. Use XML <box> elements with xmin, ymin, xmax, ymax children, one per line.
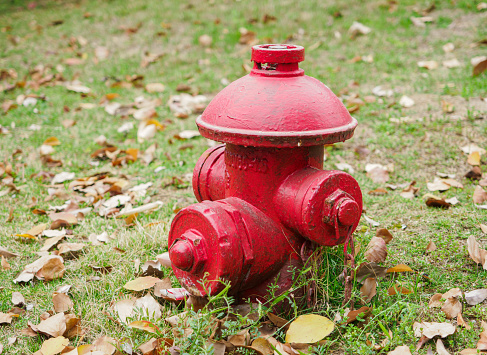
<box><xmin>193</xmin><ymin>144</ymin><xmax>226</xmax><ymax>202</ymax></box>
<box><xmin>169</xmin><ymin>239</ymin><xmax>194</xmax><ymax>271</ymax></box>
<box><xmin>337</xmin><ymin>198</ymin><xmax>360</xmax><ymax>227</ymax></box>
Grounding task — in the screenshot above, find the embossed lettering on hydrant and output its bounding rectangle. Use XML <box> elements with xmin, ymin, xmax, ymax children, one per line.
<box><xmin>225</xmin><ymin>150</ymin><xmax>268</xmax><ymax>173</ymax></box>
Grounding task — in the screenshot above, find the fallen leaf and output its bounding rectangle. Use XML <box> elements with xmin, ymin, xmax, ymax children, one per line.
<box><xmin>355</xmin><ymin>262</ymin><xmax>388</xmax><ymax>282</ymax></box>
<box><xmin>363</xmin><ymin>214</ymin><xmax>380</xmax><ymax>227</ymax></box>
<box><xmin>436</xmin><ymin>338</ymin><xmax>451</xmax><ymax>355</ymax></box>
<box><xmin>133</xmin><ymin>294</ymin><xmax>162</xmax><ymax>320</ymax></box>
<box><xmin>40</xmin><ymin>257</ymin><xmax>65</xmax><ymax>281</ymax></box>
<box><xmin>14</xmin><ymin>255</ymin><xmax>64</xmax><ymax>283</ymax></box>
<box><xmin>468</xmin><ymin>151</ymin><xmax>481</xmax><ymax>166</ymax></box>
<box><xmin>92</xmin><ymin>335</ymin><xmax>117</xmax><ymax>354</ymax></box>
<box><xmin>124</xmin><ymin>276</ymin><xmax>161</xmax><ymax>291</ymax></box>
<box><xmin>413</xmin><ymin>322</ymin><xmax>456</xmax><ymax>339</ymax></box>
<box><xmin>428</xmin><ymin>293</ymin><xmax>443</xmax><ymax>308</ymax></box>
<box><xmin>425</xmin><ymin>196</ymin><xmax>451</xmax><ymax>209</ymax></box>
<box><xmin>364</xmin><ymin>237</ymin><xmax>387</xmax><ymax>263</ymax></box>
<box><xmin>1</xmin><ymin>256</ymin><xmax>10</xmax><ymax>269</ymax></box>
<box><xmin>418</xmin><ymin>60</ymin><xmax>438</xmax><ymax>70</ymax></box>
<box><xmin>400</xmin><ymin>181</ymin><xmax>420</xmax><ymax>199</ymax></box>
<box><xmin>37</xmin><ymin>313</ymin><xmax>66</xmax><ymax>337</ymax></box>
<box><xmin>388</xmin><ymin>285</ymin><xmax>413</xmax><ymax>296</ymax></box>
<box><xmin>53</xmin><ymin>293</ymin><xmax>73</xmax><ymax>313</ymax></box>
<box><xmin>473</xmin><ymin>57</ymin><xmax>487</xmax><ymax>76</ymax></box>
<box><xmin>443</xmin><ymin>58</ymin><xmax>461</xmax><ymax>69</ymax></box>
<box><xmin>387</xmin><ymin>264</ymin><xmax>413</xmax><ymax>273</ymax></box>
<box><xmin>427</xmin><ymin>179</ymin><xmax>451</xmax><ymax>192</ymax></box>
<box><xmin>457</xmin><ymin>313</ymin><xmax>471</xmax><ymax>330</ymax></box>
<box><xmin>465</xmin><ymin>289</ymin><xmax>487</xmax><ymax>305</ymax></box>
<box><xmin>399</xmin><ymin>95</ymin><xmax>415</xmax><ymax>108</ymax></box>
<box><xmin>113</xmin><ymin>298</ymin><xmax>136</xmax><ymax>324</ymax></box>
<box><xmin>388</xmin><ymin>345</ymin><xmax>412</xmax><ymax>355</ymax></box>
<box><xmin>26</xmin><ymin>223</ymin><xmax>48</xmax><ymax>236</ymax></box>
<box><xmin>51</xmin><ymin>172</ymin><xmax>75</xmax><ymax>184</ymax></box>
<box><xmin>474</xmin><ymin>186</ymin><xmax>487</xmax><ymax>204</ymax></box>
<box><xmin>40</xmin><ymin>336</ymin><xmax>69</xmax><ymax>355</ymax></box>
<box><xmin>0</xmin><ymin>246</ymin><xmax>18</xmax><ymax>258</ymax></box>
<box><xmin>441</xmin><ymin>297</ymin><xmax>462</xmax><ymax>319</ymax></box>
<box><xmin>366</xmin><ymin>167</ymin><xmax>389</xmax><ymax>183</ymax></box>
<box><xmin>360</xmin><ymin>277</ymin><xmax>377</xmax><ymax>303</ymax></box>
<box><xmin>368</xmin><ymin>187</ymin><xmax>388</xmax><ymax>195</ymax></box>
<box><xmin>426</xmin><ymin>241</ymin><xmax>437</xmax><ymax>252</ymax></box>
<box><xmin>467</xmin><ymin>235</ymin><xmax>487</xmax><ymax>269</ymax></box>
<box><xmin>0</xmin><ymin>312</ymin><xmax>15</xmax><ymax>324</ymax></box>
<box><xmin>478</xmin><ymin>321</ymin><xmax>487</xmax><ymax>351</ymax></box>
<box><xmin>285</xmin><ymin>314</ymin><xmax>334</xmax><ymax>343</ymax></box>
<box><xmin>345</xmin><ymin>306</ymin><xmax>371</xmax><ymax>324</ymax></box>
<box><xmin>49</xmin><ymin>212</ymin><xmax>77</xmax><ymax>225</ymax></box>
<box><xmin>129</xmin><ymin>320</ymin><xmax>160</xmax><ymax>334</ymax></box>
<box><xmin>376</xmin><ymin>228</ymin><xmax>393</xmax><ymax>244</ymax></box>
<box><xmin>57</xmin><ymin>243</ymin><xmax>84</xmax><ymax>255</ymax></box>
<box><xmin>11</xmin><ymin>292</ymin><xmax>25</xmax><ymax>306</ymax></box>
<box><xmin>348</xmin><ymin>21</ymin><xmax>372</xmax><ymax>37</ymax></box>
<box><xmin>43</xmin><ymin>137</ymin><xmax>61</xmax><ymax>146</ymax></box>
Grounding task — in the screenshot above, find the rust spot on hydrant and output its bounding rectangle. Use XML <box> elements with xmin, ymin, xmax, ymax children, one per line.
<box><xmin>168</xmin><ymin>44</ymin><xmax>363</xmax><ymax>304</ymax></box>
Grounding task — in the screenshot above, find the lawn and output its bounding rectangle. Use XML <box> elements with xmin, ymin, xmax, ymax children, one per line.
<box><xmin>1</xmin><ymin>0</ymin><xmax>487</xmax><ymax>354</ymax></box>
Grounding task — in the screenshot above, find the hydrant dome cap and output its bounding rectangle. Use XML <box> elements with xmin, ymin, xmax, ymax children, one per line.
<box><xmin>197</xmin><ymin>73</ymin><xmax>357</xmax><ymax>147</ymax></box>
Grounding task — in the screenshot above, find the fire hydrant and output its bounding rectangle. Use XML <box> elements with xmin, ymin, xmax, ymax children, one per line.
<box><xmin>168</xmin><ymin>44</ymin><xmax>362</xmax><ymax>302</ymax></box>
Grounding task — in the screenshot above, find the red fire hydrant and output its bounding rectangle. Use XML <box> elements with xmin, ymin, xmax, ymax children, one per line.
<box><xmin>168</xmin><ymin>44</ymin><xmax>362</xmax><ymax>302</ymax></box>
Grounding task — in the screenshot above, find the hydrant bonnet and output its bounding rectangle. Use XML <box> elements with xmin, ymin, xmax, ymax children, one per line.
<box><xmin>196</xmin><ymin>44</ymin><xmax>358</xmax><ymax>148</ymax></box>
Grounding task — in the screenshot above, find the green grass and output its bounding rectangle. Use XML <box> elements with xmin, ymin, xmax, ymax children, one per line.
<box><xmin>1</xmin><ymin>0</ymin><xmax>487</xmax><ymax>354</ymax></box>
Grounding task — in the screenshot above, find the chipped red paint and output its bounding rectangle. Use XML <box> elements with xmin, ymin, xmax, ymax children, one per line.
<box><xmin>168</xmin><ymin>44</ymin><xmax>363</xmax><ymax>302</ymax></box>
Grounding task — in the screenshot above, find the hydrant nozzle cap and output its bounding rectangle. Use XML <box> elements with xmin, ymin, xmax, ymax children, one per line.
<box><xmin>169</xmin><ymin>240</ymin><xmax>194</xmax><ymax>271</ymax></box>
<box><xmin>251</xmin><ymin>44</ymin><xmax>304</xmax><ymax>64</ymax></box>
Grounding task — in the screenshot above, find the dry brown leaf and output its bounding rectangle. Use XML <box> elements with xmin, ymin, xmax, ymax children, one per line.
<box><xmin>156</xmin><ymin>252</ymin><xmax>171</xmax><ymax>268</ymax></box>
<box><xmin>364</xmin><ymin>237</ymin><xmax>387</xmax><ymax>263</ymax></box>
<box><xmin>426</xmin><ymin>241</ymin><xmax>437</xmax><ymax>252</ymax></box>
<box><xmin>49</xmin><ymin>212</ymin><xmax>77</xmax><ymax>225</ymax></box>
<box><xmin>41</xmin><ymin>258</ymin><xmax>65</xmax><ymax>281</ymax></box>
<box><xmin>473</xmin><ymin>186</ymin><xmax>487</xmax><ymax>204</ymax></box>
<box><xmin>0</xmin><ymin>312</ymin><xmax>15</xmax><ymax>324</ymax></box>
<box><xmin>113</xmin><ymin>298</ymin><xmax>136</xmax><ymax>324</ymax></box>
<box><xmin>154</xmin><ymin>278</ymin><xmax>172</xmax><ymax>297</ymax></box>
<box><xmin>441</xmin><ymin>297</ymin><xmax>462</xmax><ymax>319</ymax></box>
<box><xmin>400</xmin><ymin>181</ymin><xmax>420</xmax><ymax>199</ymax></box>
<box><xmin>37</xmin><ymin>313</ymin><xmax>66</xmax><ymax>337</ymax></box>
<box><xmin>53</xmin><ymin>293</ymin><xmax>73</xmax><ymax>313</ymax></box>
<box><xmin>442</xmin><ymin>288</ymin><xmax>462</xmax><ymax>300</ymax></box>
<box><xmin>473</xmin><ymin>58</ymin><xmax>487</xmax><ymax>76</ymax></box>
<box><xmin>124</xmin><ymin>276</ymin><xmax>161</xmax><ymax>291</ymax></box>
<box><xmin>465</xmin><ymin>289</ymin><xmax>487</xmax><ymax>305</ymax></box>
<box><xmin>26</xmin><ymin>223</ymin><xmax>48</xmax><ymax>236</ymax></box>
<box><xmin>11</xmin><ymin>292</ymin><xmax>24</xmax><ymax>306</ymax></box>
<box><xmin>376</xmin><ymin>228</ymin><xmax>393</xmax><ymax>244</ymax></box>
<box><xmin>428</xmin><ymin>293</ymin><xmax>443</xmax><ymax>308</ymax></box>
<box><xmin>366</xmin><ymin>166</ymin><xmax>389</xmax><ymax>183</ymax></box>
<box><xmin>14</xmin><ymin>255</ymin><xmax>64</xmax><ymax>283</ymax></box>
<box><xmin>388</xmin><ymin>285</ymin><xmax>413</xmax><ymax>296</ymax></box>
<box><xmin>427</xmin><ymin>180</ymin><xmax>451</xmax><ymax>192</ymax></box>
<box><xmin>360</xmin><ymin>277</ymin><xmax>377</xmax><ymax>303</ymax></box>
<box><xmin>57</xmin><ymin>243</ymin><xmax>85</xmax><ymax>255</ymax></box>
<box><xmin>145</xmin><ymin>83</ymin><xmax>165</xmax><ymax>93</ymax></box>
<box><xmin>1</xmin><ymin>255</ymin><xmax>10</xmax><ymax>269</ymax></box>
<box><xmin>345</xmin><ymin>306</ymin><xmax>372</xmax><ymax>324</ymax></box>
<box><xmin>387</xmin><ymin>345</ymin><xmax>412</xmax><ymax>355</ymax></box>
<box><xmin>481</xmin><ymin>224</ymin><xmax>487</xmax><ymax>233</ymax></box>
<box><xmin>368</xmin><ymin>187</ymin><xmax>388</xmax><ymax>195</ymax></box>
<box><xmin>356</xmin><ymin>262</ymin><xmax>388</xmax><ymax>282</ymax></box>
<box><xmin>40</xmin><ymin>336</ymin><xmax>69</xmax><ymax>355</ymax></box>
<box><xmin>457</xmin><ymin>313</ymin><xmax>471</xmax><ymax>330</ymax></box>
<box><xmin>478</xmin><ymin>321</ymin><xmax>487</xmax><ymax>351</ymax></box>
<box><xmin>436</xmin><ymin>338</ymin><xmax>451</xmax><ymax>355</ymax></box>
<box><xmin>467</xmin><ymin>235</ymin><xmax>487</xmax><ymax>269</ymax></box>
<box><xmin>40</xmin><ymin>235</ymin><xmax>65</xmax><ymax>252</ymax></box>
<box><xmin>92</xmin><ymin>335</ymin><xmax>117</xmax><ymax>354</ymax></box>
<box><xmin>0</xmin><ymin>246</ymin><xmax>19</xmax><ymax>258</ymax></box>
<box><xmin>134</xmin><ymin>294</ymin><xmax>162</xmax><ymax>320</ymax></box>
<box><xmin>413</xmin><ymin>322</ymin><xmax>456</xmax><ymax>339</ymax></box>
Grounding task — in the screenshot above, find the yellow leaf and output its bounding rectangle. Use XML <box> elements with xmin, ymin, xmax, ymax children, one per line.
<box><xmin>40</xmin><ymin>336</ymin><xmax>69</xmax><ymax>355</ymax></box>
<box><xmin>43</xmin><ymin>136</ymin><xmax>61</xmax><ymax>146</ymax></box>
<box><xmin>285</xmin><ymin>314</ymin><xmax>334</xmax><ymax>344</ymax></box>
<box><xmin>468</xmin><ymin>151</ymin><xmax>481</xmax><ymax>166</ymax></box>
<box><xmin>123</xmin><ymin>276</ymin><xmax>161</xmax><ymax>291</ymax></box>
<box><xmin>146</xmin><ymin>119</ymin><xmax>164</xmax><ymax>130</ymax></box>
<box><xmin>15</xmin><ymin>233</ymin><xmax>38</xmax><ymax>240</ymax></box>
<box><xmin>129</xmin><ymin>320</ymin><xmax>160</xmax><ymax>334</ymax></box>
<box><xmin>386</xmin><ymin>264</ymin><xmax>414</xmax><ymax>273</ymax></box>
